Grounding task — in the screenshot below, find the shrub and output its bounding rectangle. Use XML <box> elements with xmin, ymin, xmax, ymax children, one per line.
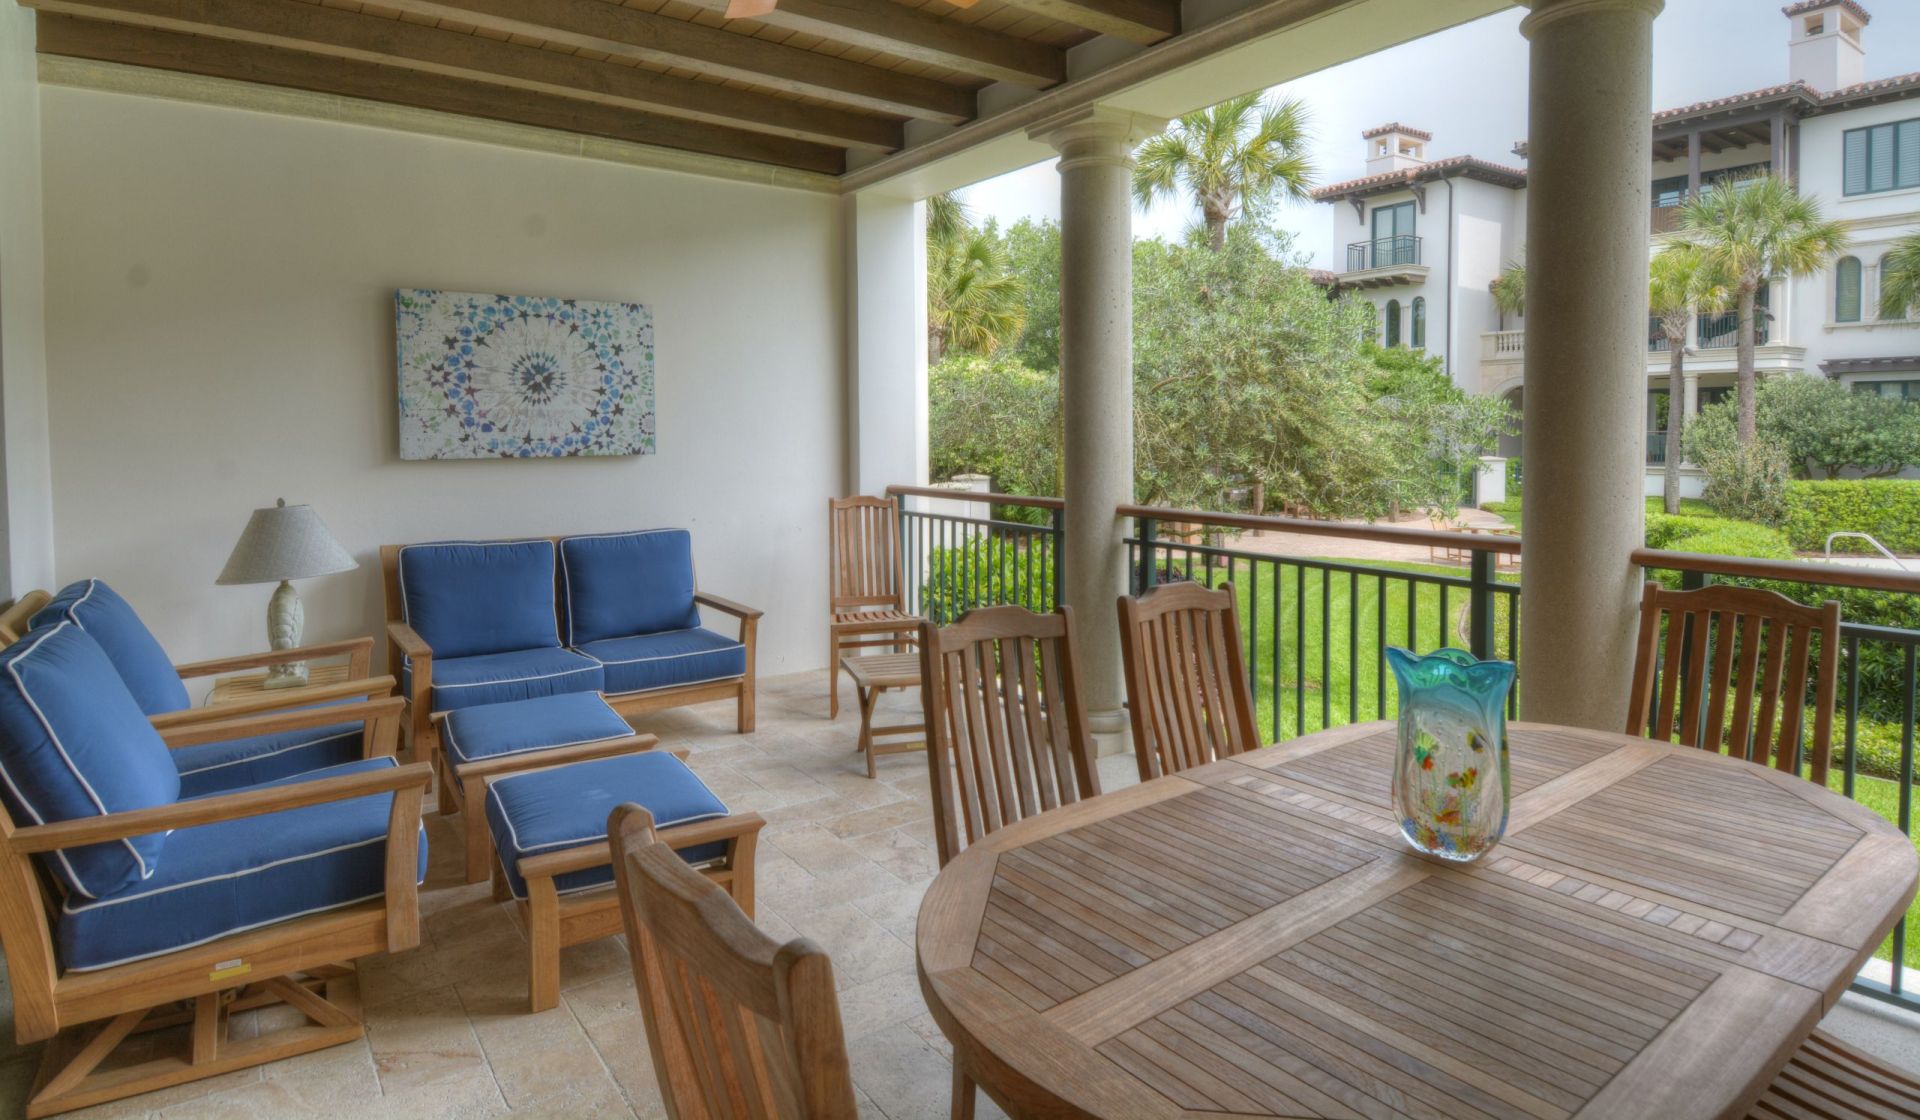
<box><xmin>1697</xmin><ymin>441</ymin><xmax>1789</xmax><ymax>526</ymax></box>
<box><xmin>1505</xmin><ymin>456</ymin><xmax>1522</xmax><ymax>495</ymax></box>
<box><xmin>1784</xmin><ymin>479</ymin><xmax>1920</xmax><ymax>555</ymax></box>
<box><xmin>919</xmin><ymin>537</ymin><xmax>1054</xmax><ymax>624</ymax></box>
<box><xmin>1687</xmin><ymin>377</ymin><xmax>1920</xmax><ymax>479</ymax></box>
<box><xmin>1664</xmin><ymin>521</ymin><xmax>1794</xmax><ymax>561</ymax></box>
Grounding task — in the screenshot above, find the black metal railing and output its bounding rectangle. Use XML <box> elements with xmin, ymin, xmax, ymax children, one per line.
<box><xmin>1697</xmin><ymin>309</ymin><xmax>1769</xmax><ymax>349</ymax></box>
<box><xmin>1632</xmin><ymin>547</ymin><xmax>1920</xmax><ymax>1008</ymax></box>
<box><xmin>1648</xmin><ymin>430</ymin><xmax>1668</xmax><ymax>465</ymax></box>
<box><xmin>1346</xmin><ymin>235</ymin><xmax>1422</xmax><ymax>272</ymax></box>
<box><xmin>887</xmin><ymin>485</ymin><xmax>1063</xmax><ymax>626</ymax></box>
<box><xmin>1121</xmin><ymin>507</ymin><xmax>1521</xmax><ymax>741</ymax></box>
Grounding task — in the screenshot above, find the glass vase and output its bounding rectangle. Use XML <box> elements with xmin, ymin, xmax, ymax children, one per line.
<box><xmin>1385</xmin><ymin>647</ymin><xmax>1516</xmax><ymax>862</ymax></box>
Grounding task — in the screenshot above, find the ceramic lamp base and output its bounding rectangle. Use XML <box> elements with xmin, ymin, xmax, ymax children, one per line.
<box><xmin>262</xmin><ymin>580</ymin><xmax>308</xmax><ymax>690</ymax></box>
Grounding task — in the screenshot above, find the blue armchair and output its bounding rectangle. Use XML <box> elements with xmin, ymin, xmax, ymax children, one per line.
<box><xmin>0</xmin><ymin>621</ymin><xmax>430</xmax><ymax>1118</ymax></box>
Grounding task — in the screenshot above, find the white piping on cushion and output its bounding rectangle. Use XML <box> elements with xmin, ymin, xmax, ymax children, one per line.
<box><xmin>430</xmin><ymin>660</ymin><xmax>602</xmax><ymax>690</ymax></box>
<box><xmin>0</xmin><ymin>622</ymin><xmax>156</xmax><ymax>898</ymax></box>
<box><xmin>582</xmin><ymin>640</ymin><xmax>743</xmax><ymax>666</ymax></box>
<box><xmin>441</xmin><ymin>722</ymin><xmax>631</xmax><ymax>769</ymax></box>
<box><xmin>173</xmin><ymin>730</ymin><xmax>361</xmax><ymax>777</ymax></box>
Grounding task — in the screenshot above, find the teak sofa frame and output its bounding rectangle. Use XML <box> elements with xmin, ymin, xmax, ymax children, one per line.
<box><xmin>0</xmin><ymin>696</ymin><xmax>430</xmax><ymax>1117</ymax></box>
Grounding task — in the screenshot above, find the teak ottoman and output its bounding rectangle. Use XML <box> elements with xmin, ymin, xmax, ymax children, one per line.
<box><xmin>485</xmin><ymin>751</ymin><xmax>764</xmax><ymax>1012</ymax></box>
<box><xmin>439</xmin><ymin>692</ymin><xmax>652</xmax><ymax>883</ymax></box>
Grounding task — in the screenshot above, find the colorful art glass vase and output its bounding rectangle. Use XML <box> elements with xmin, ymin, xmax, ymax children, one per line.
<box><xmin>1386</xmin><ymin>647</ymin><xmax>1516</xmax><ymax>862</ymax></box>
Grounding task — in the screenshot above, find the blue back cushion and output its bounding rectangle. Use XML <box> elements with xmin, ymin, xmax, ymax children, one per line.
<box><xmin>398</xmin><ymin>540</ymin><xmax>560</xmax><ymax>660</ymax></box>
<box><xmin>0</xmin><ymin>623</ymin><xmax>180</xmax><ymax>899</ymax></box>
<box><xmin>30</xmin><ymin>580</ymin><xmax>189</xmax><ymax>716</ymax></box>
<box><xmin>560</xmin><ymin>530</ymin><xmax>701</xmax><ymax>645</ymax></box>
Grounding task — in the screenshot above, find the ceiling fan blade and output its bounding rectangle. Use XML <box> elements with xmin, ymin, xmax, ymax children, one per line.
<box><xmin>724</xmin><ymin>0</ymin><xmax>779</xmax><ymax>17</ymax></box>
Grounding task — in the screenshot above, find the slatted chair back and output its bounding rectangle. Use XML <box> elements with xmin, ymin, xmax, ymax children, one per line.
<box><xmin>917</xmin><ymin>605</ymin><xmax>1101</xmax><ymax>867</ymax></box>
<box><xmin>1118</xmin><ymin>582</ymin><xmax>1260</xmax><ymax>781</ymax></box>
<box><xmin>828</xmin><ymin>497</ymin><xmax>903</xmax><ymax>614</ymax></box>
<box><xmin>609</xmin><ymin>805</ymin><xmax>857</xmax><ymax>1120</ymax></box>
<box><xmin>1625</xmin><ymin>581</ymin><xmax>1842</xmax><ymax>782</ymax></box>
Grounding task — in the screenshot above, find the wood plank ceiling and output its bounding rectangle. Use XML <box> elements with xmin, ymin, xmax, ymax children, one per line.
<box><xmin>24</xmin><ymin>0</ymin><xmax>1184</xmax><ymax>176</ymax></box>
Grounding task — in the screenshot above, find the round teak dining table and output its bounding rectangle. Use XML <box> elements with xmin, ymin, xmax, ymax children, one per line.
<box><xmin>915</xmin><ymin>721</ymin><xmax>1920</xmax><ymax>1120</ymax></box>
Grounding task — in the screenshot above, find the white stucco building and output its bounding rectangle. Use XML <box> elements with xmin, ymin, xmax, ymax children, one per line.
<box><xmin>1312</xmin><ymin>0</ymin><xmax>1920</xmax><ymax>497</ymax></box>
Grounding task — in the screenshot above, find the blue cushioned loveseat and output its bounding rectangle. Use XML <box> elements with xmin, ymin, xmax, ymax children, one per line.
<box><xmin>379</xmin><ymin>531</ymin><xmax>761</xmax><ymax>803</ymax></box>
<box><xmin>0</xmin><ymin>619</ymin><xmax>431</xmax><ymax>1117</ymax></box>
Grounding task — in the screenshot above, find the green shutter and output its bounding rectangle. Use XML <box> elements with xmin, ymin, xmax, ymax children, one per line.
<box><xmin>1411</xmin><ymin>297</ymin><xmax>1426</xmax><ymax>349</ymax></box>
<box><xmin>1899</xmin><ymin>120</ymin><xmax>1920</xmax><ymax>189</ymax></box>
<box><xmin>1870</xmin><ymin>124</ymin><xmax>1897</xmax><ymax>192</ymax></box>
<box><xmin>1837</xmin><ymin>257</ymin><xmax>1862</xmax><ymax>323</ymax></box>
<box><xmin>1385</xmin><ymin>300</ymin><xmax>1401</xmax><ymax>348</ymax></box>
<box><xmin>1845</xmin><ymin>128</ymin><xmax>1869</xmax><ymax>194</ymax></box>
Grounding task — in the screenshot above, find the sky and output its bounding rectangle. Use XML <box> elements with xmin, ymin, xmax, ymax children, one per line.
<box><xmin>957</xmin><ymin>0</ymin><xmax>1920</xmax><ymax>270</ymax></box>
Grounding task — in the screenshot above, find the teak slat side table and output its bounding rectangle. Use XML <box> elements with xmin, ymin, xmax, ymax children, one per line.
<box><xmin>840</xmin><ymin>652</ymin><xmax>925</xmax><ymax>778</ymax></box>
<box><xmin>205</xmin><ymin>662</ymin><xmax>353</xmax><ymax>708</ymax></box>
<box><xmin>916</xmin><ymin>721</ymin><xmax>1920</xmax><ymax>1120</ymax></box>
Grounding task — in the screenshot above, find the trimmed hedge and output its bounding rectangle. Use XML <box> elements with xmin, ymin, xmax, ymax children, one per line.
<box><xmin>1784</xmin><ymin>479</ymin><xmax>1920</xmax><ymax>555</ymax></box>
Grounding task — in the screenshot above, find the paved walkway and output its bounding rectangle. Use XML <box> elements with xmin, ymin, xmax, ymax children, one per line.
<box><xmin>1199</xmin><ymin>506</ymin><xmax>1516</xmax><ymax>566</ymax></box>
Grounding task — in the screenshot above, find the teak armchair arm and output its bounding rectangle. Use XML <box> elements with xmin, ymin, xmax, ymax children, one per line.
<box><xmin>694</xmin><ymin>592</ymin><xmax>763</xmax><ymax>621</ymax></box>
<box><xmin>156</xmin><ymin>695</ymin><xmax>404</xmax><ymax>760</ymax></box>
<box><xmin>386</xmin><ymin>620</ymin><xmax>432</xmax><ymax>662</ymax></box>
<box><xmin>149</xmin><ymin>674</ymin><xmax>397</xmax><ymax>731</ymax></box>
<box><xmin>173</xmin><ymin>636</ymin><xmax>375</xmax><ymax>679</ymax></box>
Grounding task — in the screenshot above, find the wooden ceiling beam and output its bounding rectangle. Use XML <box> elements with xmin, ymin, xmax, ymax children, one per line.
<box><xmin>368</xmin><ymin>0</ymin><xmax>973</xmax><ymax>123</ymax></box>
<box><xmin>988</xmin><ymin>0</ymin><xmax>1175</xmax><ymax>45</ymax></box>
<box><xmin>21</xmin><ymin>0</ymin><xmax>903</xmax><ymax>151</ymax></box>
<box><xmin>678</xmin><ymin>0</ymin><xmax>1064</xmax><ymax>88</ymax></box>
<box><xmin>34</xmin><ymin>14</ymin><xmax>848</xmax><ymax>174</ymax></box>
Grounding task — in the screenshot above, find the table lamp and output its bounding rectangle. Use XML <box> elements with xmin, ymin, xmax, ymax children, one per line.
<box><xmin>217</xmin><ymin>498</ymin><xmax>358</xmax><ymax>688</ymax></box>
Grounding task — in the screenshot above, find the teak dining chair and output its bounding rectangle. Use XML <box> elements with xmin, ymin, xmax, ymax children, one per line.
<box><xmin>1625</xmin><ymin>581</ymin><xmax>1841</xmax><ymax>782</ymax></box>
<box><xmin>828</xmin><ymin>497</ymin><xmax>921</xmax><ymax>719</ymax></box>
<box><xmin>1118</xmin><ymin>582</ymin><xmax>1261</xmax><ymax>781</ymax></box>
<box><xmin>608</xmin><ymin>804</ymin><xmax>857</xmax><ymax>1120</ymax></box>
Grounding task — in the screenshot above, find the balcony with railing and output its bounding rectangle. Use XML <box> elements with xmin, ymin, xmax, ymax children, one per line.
<box><xmin>887</xmin><ymin>484</ymin><xmax>1920</xmax><ymax>1007</ymax></box>
<box><xmin>1337</xmin><ymin>235</ymin><xmax>1427</xmax><ymax>287</ymax></box>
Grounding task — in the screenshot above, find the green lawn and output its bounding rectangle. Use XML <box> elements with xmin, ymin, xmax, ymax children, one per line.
<box><xmin>1480</xmin><ymin>495</ymin><xmax>1718</xmax><ymax>534</ymax></box>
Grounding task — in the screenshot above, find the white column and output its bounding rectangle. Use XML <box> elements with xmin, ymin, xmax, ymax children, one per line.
<box><xmin>1029</xmin><ymin>106</ymin><xmax>1165</xmax><ymax>736</ymax></box>
<box><xmin>1517</xmin><ymin>0</ymin><xmax>1662</xmax><ymax>731</ymax></box>
<box><xmin>844</xmin><ymin>191</ymin><xmax>929</xmax><ymax>497</ymax></box>
<box><xmin>0</xmin><ymin>4</ymin><xmax>56</xmax><ymax>599</ymax></box>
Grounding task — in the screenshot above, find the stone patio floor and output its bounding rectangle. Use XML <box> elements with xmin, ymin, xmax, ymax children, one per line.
<box><xmin>0</xmin><ymin>667</ymin><xmax>1916</xmax><ymax>1118</ymax></box>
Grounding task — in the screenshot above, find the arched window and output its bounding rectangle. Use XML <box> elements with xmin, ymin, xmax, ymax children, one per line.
<box><xmin>1411</xmin><ymin>297</ymin><xmax>1427</xmax><ymax>349</ymax></box>
<box><xmin>1384</xmin><ymin>300</ymin><xmax>1401</xmax><ymax>347</ymax></box>
<box><xmin>1836</xmin><ymin>256</ymin><xmax>1862</xmax><ymax>323</ymax></box>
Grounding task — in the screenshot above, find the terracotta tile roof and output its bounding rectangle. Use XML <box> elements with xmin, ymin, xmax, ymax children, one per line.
<box><xmin>1782</xmin><ymin>0</ymin><xmax>1869</xmax><ymax>25</ymax></box>
<box><xmin>1310</xmin><ymin>155</ymin><xmax>1526</xmax><ymax>202</ymax></box>
<box><xmin>1651</xmin><ymin>81</ymin><xmax>1817</xmax><ymax>125</ymax></box>
<box><xmin>1821</xmin><ymin>70</ymin><xmax>1920</xmax><ymax>108</ymax></box>
<box><xmin>1361</xmin><ymin>122</ymin><xmax>1432</xmax><ymax>141</ymax></box>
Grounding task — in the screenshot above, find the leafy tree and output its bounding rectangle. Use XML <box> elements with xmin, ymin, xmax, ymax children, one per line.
<box><xmin>1002</xmin><ymin>218</ymin><xmax>1062</xmax><ymax>373</ymax></box>
<box><xmin>1648</xmin><ymin>243</ymin><xmax>1731</xmax><ymax>514</ymax></box>
<box><xmin>1490</xmin><ymin>260</ymin><xmax>1526</xmax><ymax>328</ymax></box>
<box><xmin>1363</xmin><ymin>344</ymin><xmax>1514</xmax><ymax>518</ymax></box>
<box><xmin>1689</xmin><ymin>377</ymin><xmax>1920</xmax><ymax>481</ymax></box>
<box><xmin>926</xmin><ymin>198</ymin><xmax>1027</xmax><ymax>363</ymax></box>
<box><xmin>928</xmin><ymin>353</ymin><xmax>1059</xmax><ymax>507</ymax></box>
<box><xmin>1132</xmin><ymin>95</ymin><xmax>1315</xmax><ymax>252</ymax></box>
<box><xmin>1883</xmin><ymin>231</ymin><xmax>1920</xmax><ymax>322</ymax></box>
<box><xmin>1679</xmin><ymin>175</ymin><xmax>1849</xmax><ymax>445</ymax></box>
<box><xmin>1132</xmin><ymin>227</ymin><xmax>1395</xmax><ymax>515</ymax></box>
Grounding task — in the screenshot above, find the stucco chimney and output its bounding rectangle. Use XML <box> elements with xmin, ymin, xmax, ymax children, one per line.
<box><xmin>1785</xmin><ymin>0</ymin><xmax>1867</xmax><ymax>93</ymax></box>
<box><xmin>1362</xmin><ymin>124</ymin><xmax>1431</xmax><ymax>176</ymax></box>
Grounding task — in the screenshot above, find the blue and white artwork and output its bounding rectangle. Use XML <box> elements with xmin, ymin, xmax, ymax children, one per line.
<box><xmin>395</xmin><ymin>289</ymin><xmax>655</xmax><ymax>460</ymax></box>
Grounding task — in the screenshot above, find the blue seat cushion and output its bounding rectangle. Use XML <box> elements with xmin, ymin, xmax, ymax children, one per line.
<box><xmin>576</xmin><ymin>629</ymin><xmax>745</xmax><ymax>696</ymax></box>
<box><xmin>172</xmin><ymin>721</ymin><xmax>364</xmax><ymax>799</ymax></box>
<box><xmin>30</xmin><ymin>580</ymin><xmax>188</xmax><ymax>716</ymax></box>
<box><xmin>559</xmin><ymin>530</ymin><xmax>701</xmax><ymax>646</ymax></box>
<box><xmin>0</xmin><ymin>623</ymin><xmax>181</xmax><ymax>900</ymax></box>
<box><xmin>397</xmin><ymin>540</ymin><xmax>561</xmax><ymax>660</ymax></box>
<box><xmin>486</xmin><ymin>752</ymin><xmax>729</xmax><ymax>902</ymax></box>
<box><xmin>442</xmin><ymin>693</ymin><xmax>632</xmax><ymax>771</ymax></box>
<box><xmin>403</xmin><ymin>647</ymin><xmax>603</xmax><ymax>715</ymax></box>
<box><xmin>58</xmin><ymin>757</ymin><xmax>427</xmax><ymax>972</ymax></box>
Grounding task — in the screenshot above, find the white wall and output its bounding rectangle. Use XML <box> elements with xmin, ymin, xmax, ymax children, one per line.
<box><xmin>39</xmin><ymin>86</ymin><xmax>846</xmax><ymax>678</ymax></box>
<box><xmin>1794</xmin><ymin>99</ymin><xmax>1920</xmax><ymax>366</ymax></box>
<box><xmin>0</xmin><ymin>5</ymin><xmax>54</xmax><ymax>601</ymax></box>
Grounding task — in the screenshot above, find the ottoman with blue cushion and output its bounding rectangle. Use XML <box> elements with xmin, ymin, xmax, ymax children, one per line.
<box><xmin>483</xmin><ymin>751</ymin><xmax>764</xmax><ymax>1012</ymax></box>
<box><xmin>438</xmin><ymin>691</ymin><xmax>651</xmax><ymax>884</ymax></box>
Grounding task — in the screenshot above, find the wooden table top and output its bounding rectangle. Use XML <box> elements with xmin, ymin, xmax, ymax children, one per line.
<box><xmin>915</xmin><ymin>722</ymin><xmax>1920</xmax><ymax>1120</ymax></box>
<box><xmin>840</xmin><ymin>652</ymin><xmax>922</xmax><ymax>688</ymax></box>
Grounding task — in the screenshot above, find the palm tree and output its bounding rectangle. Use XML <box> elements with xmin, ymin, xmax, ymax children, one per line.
<box><xmin>1132</xmin><ymin>94</ymin><xmax>1315</xmax><ymax>252</ymax></box>
<box><xmin>1679</xmin><ymin>174</ymin><xmax>1849</xmax><ymax>445</ymax></box>
<box><xmin>1490</xmin><ymin>261</ymin><xmax>1526</xmax><ymax>329</ymax></box>
<box><xmin>926</xmin><ymin>193</ymin><xmax>1026</xmax><ymax>363</ymax></box>
<box><xmin>1883</xmin><ymin>231</ymin><xmax>1920</xmax><ymax>322</ymax></box>
<box><xmin>1648</xmin><ymin>243</ymin><xmax>1731</xmax><ymax>514</ymax></box>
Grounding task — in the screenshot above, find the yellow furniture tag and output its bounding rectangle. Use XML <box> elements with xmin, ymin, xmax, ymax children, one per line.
<box><xmin>209</xmin><ymin>960</ymin><xmax>252</xmax><ymax>982</ymax></box>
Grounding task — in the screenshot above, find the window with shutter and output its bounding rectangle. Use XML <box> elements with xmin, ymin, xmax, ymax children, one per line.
<box><xmin>1845</xmin><ymin>128</ymin><xmax>1869</xmax><ymax>194</ymax></box>
<box><xmin>1384</xmin><ymin>300</ymin><xmax>1401</xmax><ymax>348</ymax></box>
<box><xmin>1899</xmin><ymin>120</ymin><xmax>1920</xmax><ymax>189</ymax></box>
<box><xmin>1869</xmin><ymin>124</ymin><xmax>1897</xmax><ymax>192</ymax></box>
<box><xmin>1836</xmin><ymin>257</ymin><xmax>1862</xmax><ymax>323</ymax></box>
<box><xmin>1411</xmin><ymin>298</ymin><xmax>1426</xmax><ymax>349</ymax></box>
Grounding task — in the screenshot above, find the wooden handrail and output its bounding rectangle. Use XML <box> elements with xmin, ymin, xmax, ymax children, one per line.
<box><xmin>885</xmin><ymin>484</ymin><xmax>1065</xmax><ymax>511</ymax></box>
<box><xmin>1631</xmin><ymin>548</ymin><xmax>1920</xmax><ymax>594</ymax></box>
<box><xmin>1116</xmin><ymin>504</ymin><xmax>1524</xmax><ymax>555</ymax></box>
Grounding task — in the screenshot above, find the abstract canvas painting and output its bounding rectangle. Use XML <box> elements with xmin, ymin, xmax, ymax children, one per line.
<box><xmin>395</xmin><ymin>289</ymin><xmax>655</xmax><ymax>459</ymax></box>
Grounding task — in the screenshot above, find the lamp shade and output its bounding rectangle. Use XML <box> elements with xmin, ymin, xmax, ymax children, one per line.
<box><xmin>216</xmin><ymin>499</ymin><xmax>358</xmax><ymax>585</ymax></box>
